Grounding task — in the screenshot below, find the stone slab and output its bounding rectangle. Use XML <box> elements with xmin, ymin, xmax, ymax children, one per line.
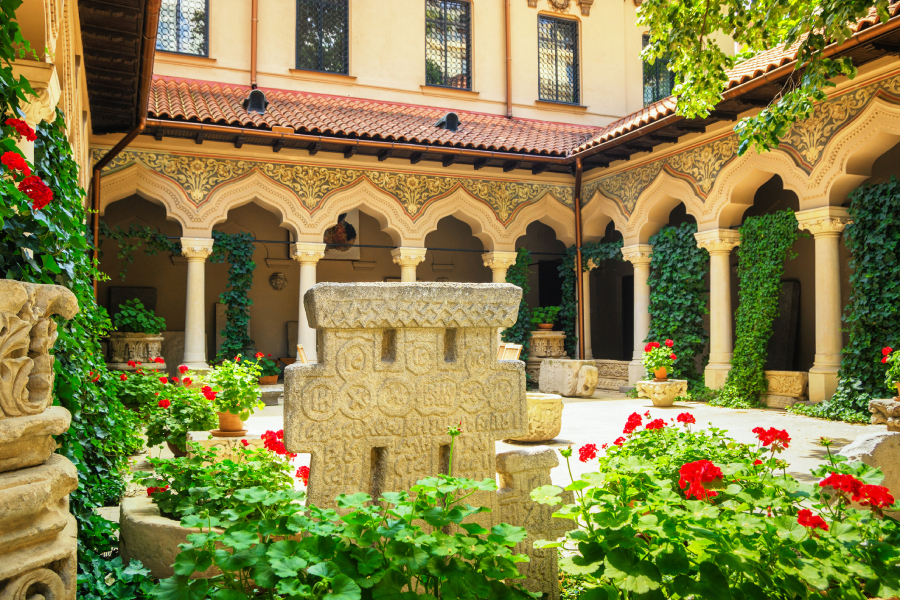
<box><xmin>634</xmin><ymin>379</ymin><xmax>688</xmax><ymax>407</ymax></box>
<box><xmin>0</xmin><ymin>407</ymin><xmax>71</xmax><ymax>473</ymax></box>
<box><xmin>538</xmin><ymin>359</ymin><xmax>598</xmax><ymax>398</ymax></box>
<box><xmin>260</xmin><ymin>384</ymin><xmax>283</xmax><ymax>406</ymax></box>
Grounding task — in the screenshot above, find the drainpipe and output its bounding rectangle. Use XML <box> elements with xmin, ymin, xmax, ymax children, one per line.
<box><xmin>574</xmin><ymin>157</ymin><xmax>584</xmax><ymax>360</ymax></box>
<box><xmin>251</xmin><ymin>0</ymin><xmax>258</xmax><ymax>88</ymax></box>
<box><xmin>91</xmin><ymin>0</ymin><xmax>161</xmax><ymax>297</ymax></box>
<box><xmin>505</xmin><ymin>0</ymin><xmax>512</xmax><ymax>118</ymax></box>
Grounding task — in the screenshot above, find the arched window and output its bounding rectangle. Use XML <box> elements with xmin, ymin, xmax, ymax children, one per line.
<box><xmin>157</xmin><ymin>0</ymin><xmax>209</xmax><ymax>56</ymax></box>
<box><xmin>538</xmin><ymin>15</ymin><xmax>579</xmax><ymax>104</ymax></box>
<box><xmin>425</xmin><ymin>0</ymin><xmax>472</xmax><ymax>90</ymax></box>
<box><xmin>296</xmin><ymin>0</ymin><xmax>350</xmax><ymax>74</ymax></box>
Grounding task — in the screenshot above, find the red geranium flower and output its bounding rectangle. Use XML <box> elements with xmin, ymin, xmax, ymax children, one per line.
<box><xmin>752</xmin><ymin>427</ymin><xmax>791</xmax><ymax>451</ymax></box>
<box><xmin>119</xmin><ymin>373</ymin><xmax>128</xmax><ymax>381</ymax></box>
<box><xmin>240</xmin><ymin>439</ymin><xmax>249</xmax><ymax>447</ymax></box>
<box><xmin>819</xmin><ymin>472</ymin><xmax>864</xmax><ymax>499</ymax></box>
<box><xmin>623</xmin><ymin>412</ymin><xmax>643</xmax><ymax>434</ymax></box>
<box><xmin>753</xmin><ymin>459</ymin><xmax>763</xmax><ymax>466</ymax></box>
<box><xmin>613</xmin><ymin>437</ymin><xmax>626</xmax><ymax>447</ymax></box>
<box><xmin>1</xmin><ymin>151</ymin><xmax>30</xmax><ymax>177</ymax></box>
<box><xmin>234</xmin><ymin>356</ymin><xmax>241</xmax><ymax>362</ymax></box>
<box><xmin>201</xmin><ymin>385</ymin><xmax>217</xmax><ymax>401</ymax></box>
<box><xmin>676</xmin><ymin>412</ymin><xmax>695</xmax><ymax>425</ymax></box>
<box><xmin>644</xmin><ymin>343</ymin><xmax>653</xmax><ymax>352</ymax></box>
<box><xmin>183</xmin><ymin>377</ymin><xmax>193</xmax><ymax>386</ymax></box>
<box><xmin>127</xmin><ymin>360</ymin><xmax>136</xmax><ymax>368</ymax></box>
<box><xmin>678</xmin><ymin>459</ymin><xmax>723</xmax><ymax>501</ymax></box>
<box><xmin>18</xmin><ymin>175</ymin><xmax>53</xmax><ymax>210</ymax></box>
<box><xmin>146</xmin><ymin>485</ymin><xmax>169</xmax><ymax>496</ymax></box>
<box><xmin>296</xmin><ymin>465</ymin><xmax>310</xmax><ymax>485</ymax></box>
<box><xmin>154</xmin><ymin>357</ymin><xmax>165</xmax><ymax>364</ymax></box>
<box><xmin>6</xmin><ymin>118</ymin><xmax>36</xmax><ymax>141</ymax></box>
<box><xmin>645</xmin><ymin>418</ymin><xmax>666</xmax><ymax>430</ymax></box>
<box><xmin>578</xmin><ymin>443</ymin><xmax>598</xmax><ymax>462</ymax></box>
<box><xmin>601</xmin><ymin>443</ymin><xmax>608</xmax><ymax>449</ymax></box>
<box><xmin>255</xmin><ymin>352</ymin><xmax>264</xmax><ymax>359</ymax></box>
<box><xmin>797</xmin><ymin>508</ymin><xmax>828</xmax><ymax>531</ymax></box>
<box><xmin>267</xmin><ymin>353</ymin><xmax>272</xmax><ymax>357</ymax></box>
<box><xmin>171</xmin><ymin>377</ymin><xmax>179</xmax><ymax>384</ymax></box>
<box><xmin>88</xmin><ymin>370</ymin><xmax>100</xmax><ymax>382</ymax></box>
<box><xmin>158</xmin><ymin>398</ymin><xmax>171</xmax><ymax>409</ymax></box>
<box><xmin>858</xmin><ymin>484</ymin><xmax>895</xmax><ymax>508</ymax></box>
<box><xmin>262</xmin><ymin>430</ymin><xmax>296</xmax><ymax>458</ymax></box>
<box><xmin>670</xmin><ymin>354</ymin><xmax>677</xmax><ymax>360</ymax></box>
<box><xmin>159</xmin><ymin>377</ymin><xmax>168</xmax><ymax>384</ymax></box>
<box><xmin>665</xmin><ymin>339</ymin><xmax>674</xmax><ymax>347</ymax></box>
<box><xmin>884</xmin><ymin>347</ymin><xmax>893</xmax><ymax>356</ymax></box>
<box><xmin>883</xmin><ymin>357</ymin><xmax>889</xmax><ymax>364</ymax></box>
<box><xmin>178</xmin><ymin>365</ymin><xmax>189</xmax><ymax>374</ymax></box>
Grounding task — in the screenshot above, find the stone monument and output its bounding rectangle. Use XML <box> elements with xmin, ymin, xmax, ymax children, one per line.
<box><xmin>538</xmin><ymin>359</ymin><xmax>598</xmax><ymax>398</ymax></box>
<box><xmin>525</xmin><ymin>330</ymin><xmax>566</xmax><ymax>385</ymax></box>
<box><xmin>0</xmin><ymin>280</ymin><xmax>79</xmax><ymax>600</ymax></box>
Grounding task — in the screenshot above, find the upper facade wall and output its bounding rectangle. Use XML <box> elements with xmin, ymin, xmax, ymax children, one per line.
<box><xmin>152</xmin><ymin>0</ymin><xmax>660</xmax><ymax>126</ymax></box>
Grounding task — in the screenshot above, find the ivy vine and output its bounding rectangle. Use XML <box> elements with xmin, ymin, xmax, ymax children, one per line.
<box><xmin>558</xmin><ymin>240</ymin><xmax>624</xmax><ymax>357</ymax></box>
<box><xmin>210</xmin><ymin>230</ymin><xmax>256</xmax><ymax>360</ymax></box>
<box><xmin>646</xmin><ymin>223</ymin><xmax>709</xmax><ymax>385</ymax></box>
<box><xmin>792</xmin><ymin>179</ymin><xmax>900</xmax><ymax>423</ymax></box>
<box><xmin>712</xmin><ymin>209</ymin><xmax>800</xmax><ymax>408</ymax></box>
<box><xmin>99</xmin><ymin>221</ymin><xmax>179</xmax><ymax>279</ymax></box>
<box><xmin>502</xmin><ymin>247</ymin><xmax>532</xmax><ymax>361</ymax></box>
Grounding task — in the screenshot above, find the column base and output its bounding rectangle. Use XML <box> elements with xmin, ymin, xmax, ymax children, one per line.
<box><xmin>704</xmin><ymin>364</ymin><xmax>732</xmax><ymax>390</ymax></box>
<box><xmin>628</xmin><ymin>360</ymin><xmax>645</xmax><ymax>385</ymax></box>
<box><xmin>808</xmin><ymin>365</ymin><xmax>840</xmax><ymax>404</ymax></box>
<box><xmin>182</xmin><ymin>361</ymin><xmax>210</xmax><ymax>373</ymax></box>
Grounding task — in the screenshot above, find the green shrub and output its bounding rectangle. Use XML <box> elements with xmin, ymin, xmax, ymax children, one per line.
<box><xmin>205</xmin><ymin>354</ymin><xmax>266</xmax><ymax>420</ymax></box>
<box><xmin>144</xmin><ymin>380</ymin><xmax>217</xmax><ymax>453</ymax></box>
<box><xmin>258</xmin><ymin>353</ymin><xmax>281</xmax><ymax>378</ymax></box>
<box><xmin>530</xmin><ymin>306</ymin><xmax>561</xmax><ymax>328</ymax></box>
<box><xmin>114</xmin><ymin>299</ymin><xmax>166</xmax><ymax>334</ymax></box>
<box><xmin>77</xmin><ymin>552</ymin><xmax>154</xmax><ymax>600</ymax></box>
<box><xmin>502</xmin><ymin>248</ymin><xmax>533</xmax><ymax>361</ymax></box>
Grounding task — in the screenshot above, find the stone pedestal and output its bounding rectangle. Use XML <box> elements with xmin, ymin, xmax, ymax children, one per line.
<box><xmin>260</xmin><ymin>384</ymin><xmax>283</xmax><ymax>406</ymax></box>
<box><xmin>634</xmin><ymin>379</ymin><xmax>688</xmax><ymax>407</ymax></box>
<box><xmin>538</xmin><ymin>359</ymin><xmax>598</xmax><ymax>398</ymax></box>
<box><xmin>870</xmin><ymin>399</ymin><xmax>900</xmax><ymax>431</ymax></box>
<box><xmin>107</xmin><ymin>332</ymin><xmax>166</xmax><ymax>371</ymax></box>
<box><xmin>763</xmin><ymin>371</ymin><xmax>809</xmax><ymax>409</ymax></box>
<box><xmin>526</xmin><ymin>331</ymin><xmax>567</xmax><ymax>386</ymax></box>
<box><xmin>506</xmin><ymin>393</ymin><xmax>564</xmax><ymax>443</ymax></box>
<box><xmin>0</xmin><ymin>280</ymin><xmax>79</xmax><ymax>600</ymax></box>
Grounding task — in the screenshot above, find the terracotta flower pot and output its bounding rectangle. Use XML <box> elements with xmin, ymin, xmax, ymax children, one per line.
<box><xmin>166</xmin><ymin>440</ymin><xmax>187</xmax><ymax>458</ymax></box>
<box><xmin>537</xmin><ymin>323</ymin><xmax>554</xmax><ymax>330</ymax></box>
<box><xmin>217</xmin><ymin>411</ymin><xmax>244</xmax><ymax>433</ymax></box>
<box><xmin>653</xmin><ymin>367</ymin><xmax>668</xmax><ymax>382</ymax></box>
<box><xmin>259</xmin><ymin>375</ymin><xmax>278</xmax><ymax>385</ymax></box>
<box><xmin>895</xmin><ymin>382</ymin><xmax>900</xmax><ymax>400</ymax></box>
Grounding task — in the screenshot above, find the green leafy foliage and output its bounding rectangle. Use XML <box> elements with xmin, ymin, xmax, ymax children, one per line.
<box><xmin>210</xmin><ymin>231</ymin><xmax>256</xmax><ymax>360</ymax></box>
<box><xmin>257</xmin><ymin>354</ymin><xmax>281</xmax><ymax>377</ymax></box>
<box><xmin>502</xmin><ymin>247</ymin><xmax>532</xmax><ymax>361</ymax></box>
<box><xmin>645</xmin><ymin>223</ymin><xmax>708</xmax><ymax>385</ymax></box>
<box><xmin>113</xmin><ymin>298</ymin><xmax>166</xmax><ymax>334</ymax></box>
<box><xmin>530</xmin><ymin>306</ymin><xmax>561</xmax><ymax>328</ymax></box>
<box><xmin>637</xmin><ymin>0</ymin><xmax>891</xmax><ymax>154</ymax></box>
<box><xmin>558</xmin><ymin>240</ymin><xmax>624</xmax><ymax>357</ymax></box>
<box><xmin>144</xmin><ymin>379</ymin><xmax>217</xmax><ymax>452</ymax></box>
<box><xmin>205</xmin><ymin>354</ymin><xmax>265</xmax><ymax>419</ymax></box>
<box><xmin>641</xmin><ymin>341</ymin><xmax>676</xmax><ymax>377</ymax></box>
<box><xmin>77</xmin><ymin>552</ymin><xmax>155</xmax><ymax>600</ymax></box>
<box><xmin>99</xmin><ymin>221</ymin><xmax>179</xmax><ymax>280</ymax></box>
<box><xmin>713</xmin><ymin>210</ymin><xmax>800</xmax><ymax>408</ymax></box>
<box><xmin>534</xmin><ymin>412</ymin><xmax>900</xmax><ymax>599</ymax></box>
<box><xmin>792</xmin><ymin>179</ymin><xmax>900</xmax><ymax>423</ymax></box>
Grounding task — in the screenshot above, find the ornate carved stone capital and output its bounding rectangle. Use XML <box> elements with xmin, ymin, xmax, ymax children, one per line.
<box><xmin>12</xmin><ymin>61</ymin><xmax>61</xmax><ymax>127</ymax></box>
<box><xmin>482</xmin><ymin>251</ymin><xmax>518</xmax><ymax>272</ymax></box>
<box><xmin>578</xmin><ymin>0</ymin><xmax>594</xmax><ymax>15</ymax></box>
<box><xmin>390</xmin><ymin>247</ymin><xmax>428</xmax><ymax>268</ymax></box>
<box><xmin>179</xmin><ymin>237</ymin><xmax>214</xmax><ymax>261</ymax></box>
<box><xmin>621</xmin><ymin>244</ymin><xmax>653</xmax><ymax>266</ymax></box>
<box><xmin>796</xmin><ymin>207</ymin><xmax>851</xmax><ymax>238</ymax></box>
<box><xmin>292</xmin><ymin>242</ymin><xmax>327</xmax><ymax>264</ymax></box>
<box><xmin>694</xmin><ymin>229</ymin><xmax>741</xmax><ymax>255</ymax></box>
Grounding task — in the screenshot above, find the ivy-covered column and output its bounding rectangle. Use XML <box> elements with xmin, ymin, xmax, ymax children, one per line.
<box><xmin>181</xmin><ymin>238</ymin><xmax>215</xmax><ymax>370</ymax></box>
<box><xmin>293</xmin><ymin>242</ymin><xmax>327</xmax><ymax>363</ymax></box>
<box><xmin>695</xmin><ymin>229</ymin><xmax>740</xmax><ymax>389</ymax></box>
<box><xmin>622</xmin><ymin>244</ymin><xmax>653</xmax><ymax>384</ymax></box>
<box><xmin>391</xmin><ymin>247</ymin><xmax>428</xmax><ymax>282</ymax></box>
<box><xmin>796</xmin><ymin>207</ymin><xmax>851</xmax><ymax>403</ymax></box>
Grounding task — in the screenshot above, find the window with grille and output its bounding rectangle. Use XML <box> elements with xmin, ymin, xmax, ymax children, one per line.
<box><xmin>157</xmin><ymin>0</ymin><xmax>209</xmax><ymax>56</ymax></box>
<box><xmin>425</xmin><ymin>0</ymin><xmax>472</xmax><ymax>90</ymax></box>
<box><xmin>642</xmin><ymin>34</ymin><xmax>676</xmax><ymax>106</ymax></box>
<box><xmin>538</xmin><ymin>15</ymin><xmax>579</xmax><ymax>104</ymax></box>
<box><xmin>296</xmin><ymin>0</ymin><xmax>350</xmax><ymax>74</ymax></box>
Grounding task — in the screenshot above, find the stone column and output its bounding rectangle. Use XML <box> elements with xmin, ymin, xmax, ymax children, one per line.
<box><xmin>12</xmin><ymin>62</ymin><xmax>60</xmax><ymax>163</ymax></box>
<box><xmin>391</xmin><ymin>247</ymin><xmax>428</xmax><ymax>282</ymax></box>
<box><xmin>583</xmin><ymin>262</ymin><xmax>594</xmax><ymax>360</ymax></box>
<box><xmin>695</xmin><ymin>229</ymin><xmax>741</xmax><ymax>389</ymax></box>
<box><xmin>483</xmin><ymin>251</ymin><xmax>519</xmax><ymax>345</ymax></box>
<box><xmin>621</xmin><ymin>245</ymin><xmax>653</xmax><ymax>384</ymax></box>
<box><xmin>796</xmin><ymin>207</ymin><xmax>851</xmax><ymax>403</ymax></box>
<box><xmin>293</xmin><ymin>242</ymin><xmax>327</xmax><ymax>363</ymax></box>
<box><xmin>181</xmin><ymin>238</ymin><xmax>215</xmax><ymax>370</ymax></box>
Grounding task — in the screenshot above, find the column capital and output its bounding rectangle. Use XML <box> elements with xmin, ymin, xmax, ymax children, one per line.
<box><xmin>796</xmin><ymin>206</ymin><xmax>851</xmax><ymax>238</ymax></box>
<box><xmin>180</xmin><ymin>237</ymin><xmax>215</xmax><ymax>261</ymax></box>
<box><xmin>621</xmin><ymin>244</ymin><xmax>653</xmax><ymax>266</ymax></box>
<box><xmin>292</xmin><ymin>242</ymin><xmax>327</xmax><ymax>264</ymax></box>
<box><xmin>13</xmin><ymin>61</ymin><xmax>60</xmax><ymax>126</ymax></box>
<box><xmin>482</xmin><ymin>251</ymin><xmax>518</xmax><ymax>271</ymax></box>
<box><xmin>694</xmin><ymin>229</ymin><xmax>741</xmax><ymax>255</ymax></box>
<box><xmin>391</xmin><ymin>247</ymin><xmax>428</xmax><ymax>268</ymax></box>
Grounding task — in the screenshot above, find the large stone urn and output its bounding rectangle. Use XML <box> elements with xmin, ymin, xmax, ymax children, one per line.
<box><xmin>506</xmin><ymin>393</ymin><xmax>564</xmax><ymax>443</ymax></box>
<box><xmin>107</xmin><ymin>331</ymin><xmax>166</xmax><ymax>371</ymax></box>
<box><xmin>526</xmin><ymin>330</ymin><xmax>567</xmax><ymax>386</ymax></box>
<box><xmin>635</xmin><ymin>379</ymin><xmax>688</xmax><ymax>407</ymax></box>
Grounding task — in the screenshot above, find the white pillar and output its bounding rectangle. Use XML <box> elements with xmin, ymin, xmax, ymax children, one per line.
<box><xmin>391</xmin><ymin>247</ymin><xmax>428</xmax><ymax>282</ymax></box>
<box><xmin>482</xmin><ymin>251</ymin><xmax>519</xmax><ymax>345</ymax></box>
<box><xmin>582</xmin><ymin>270</ymin><xmax>593</xmax><ymax>360</ymax></box>
<box><xmin>293</xmin><ymin>242</ymin><xmax>327</xmax><ymax>364</ymax></box>
<box><xmin>180</xmin><ymin>237</ymin><xmax>215</xmax><ymax>370</ymax></box>
<box><xmin>797</xmin><ymin>207</ymin><xmax>851</xmax><ymax>403</ymax></box>
<box><xmin>622</xmin><ymin>245</ymin><xmax>653</xmax><ymax>384</ymax></box>
<box><xmin>695</xmin><ymin>229</ymin><xmax>741</xmax><ymax>389</ymax></box>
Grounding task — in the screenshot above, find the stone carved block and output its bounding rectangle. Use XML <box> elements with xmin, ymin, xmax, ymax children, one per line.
<box><xmin>528</xmin><ymin>330</ymin><xmax>567</xmax><ymax>358</ymax></box>
<box><xmin>497</xmin><ymin>448</ymin><xmax>574</xmax><ymax>600</ymax></box>
<box><xmin>107</xmin><ymin>332</ymin><xmax>165</xmax><ymax>370</ymax></box>
<box><xmin>870</xmin><ymin>399</ymin><xmax>900</xmax><ymax>431</ymax></box>
<box><xmin>763</xmin><ymin>371</ymin><xmax>808</xmax><ymax>408</ymax></box>
<box><xmin>538</xmin><ymin>359</ymin><xmax>598</xmax><ymax>398</ymax></box>
<box><xmin>594</xmin><ymin>360</ymin><xmax>630</xmax><ymax>390</ymax></box>
<box><xmin>507</xmin><ymin>393</ymin><xmax>564</xmax><ymax>443</ymax></box>
<box><xmin>635</xmin><ymin>379</ymin><xmax>688</xmax><ymax>407</ymax></box>
<box><xmin>0</xmin><ymin>280</ymin><xmax>79</xmax><ymax>600</ymax></box>
<box><xmin>525</xmin><ymin>358</ymin><xmax>543</xmax><ymax>386</ymax></box>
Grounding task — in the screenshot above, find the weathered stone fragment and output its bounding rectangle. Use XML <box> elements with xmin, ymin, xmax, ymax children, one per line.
<box><xmin>506</xmin><ymin>393</ymin><xmax>564</xmax><ymax>443</ymax></box>
<box><xmin>870</xmin><ymin>399</ymin><xmax>900</xmax><ymax>431</ymax></box>
<box><xmin>538</xmin><ymin>359</ymin><xmax>598</xmax><ymax>398</ymax></box>
<box><xmin>634</xmin><ymin>379</ymin><xmax>688</xmax><ymax>407</ymax></box>
<box><xmin>0</xmin><ymin>407</ymin><xmax>71</xmax><ymax>473</ymax></box>
<box><xmin>838</xmin><ymin>432</ymin><xmax>900</xmax><ymax>519</ymax></box>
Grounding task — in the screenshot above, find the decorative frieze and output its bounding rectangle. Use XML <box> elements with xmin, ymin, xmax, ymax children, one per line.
<box><xmin>695</xmin><ymin>229</ymin><xmax>741</xmax><ymax>254</ymax></box>
<box><xmin>763</xmin><ymin>370</ymin><xmax>809</xmax><ymax>408</ymax></box>
<box><xmin>796</xmin><ymin>207</ymin><xmax>852</xmax><ymax>238</ymax></box>
<box><xmin>107</xmin><ymin>332</ymin><xmax>165</xmax><ymax>370</ymax></box>
<box><xmin>870</xmin><ymin>399</ymin><xmax>900</xmax><ymax>432</ymax></box>
<box><xmin>529</xmin><ymin>330</ymin><xmax>567</xmax><ymax>358</ymax></box>
<box><xmin>621</xmin><ymin>244</ymin><xmax>653</xmax><ymax>266</ymax></box>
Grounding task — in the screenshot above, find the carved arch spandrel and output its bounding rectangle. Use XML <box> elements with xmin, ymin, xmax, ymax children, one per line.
<box><xmin>580</xmin><ymin>190</ymin><xmax>627</xmax><ymax>243</ymax></box>
<box><xmin>503</xmin><ymin>194</ymin><xmax>577</xmax><ymax>250</ymax></box>
<box><xmin>624</xmin><ymin>171</ymin><xmax>705</xmax><ymax>244</ymax></box>
<box><xmin>99</xmin><ymin>163</ymin><xmax>196</xmax><ymax>234</ymax></box>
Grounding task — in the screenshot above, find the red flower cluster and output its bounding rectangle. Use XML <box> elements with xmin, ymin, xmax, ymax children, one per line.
<box><xmin>670</xmin><ymin>354</ymin><xmax>677</xmax><ymax>360</ymax></box>
<box><xmin>18</xmin><ymin>175</ymin><xmax>53</xmax><ymax>210</ymax></box>
<box><xmin>234</xmin><ymin>356</ymin><xmax>241</xmax><ymax>362</ymax></box>
<box><xmin>296</xmin><ymin>465</ymin><xmax>310</xmax><ymax>485</ymax></box>
<box><xmin>644</xmin><ymin>341</ymin><xmax>661</xmax><ymax>352</ymax></box>
<box><xmin>88</xmin><ymin>370</ymin><xmax>100</xmax><ymax>383</ymax></box>
<box><xmin>578</xmin><ymin>443</ymin><xmax>598</xmax><ymax>462</ymax></box>
<box><xmin>753</xmin><ymin>459</ymin><xmax>764</xmax><ymax>466</ymax></box>
<box><xmin>158</xmin><ymin>399</ymin><xmax>171</xmax><ymax>409</ymax></box>
<box><xmin>613</xmin><ymin>437</ymin><xmax>626</xmax><ymax>447</ymax></box>
<box><xmin>178</xmin><ymin>365</ymin><xmax>189</xmax><ymax>374</ymax></box>
<box><xmin>623</xmin><ymin>412</ymin><xmax>643</xmax><ymax>434</ymax></box>
<box><xmin>127</xmin><ymin>360</ymin><xmax>136</xmax><ymax>368</ymax></box>
<box><xmin>119</xmin><ymin>373</ymin><xmax>128</xmax><ymax>381</ymax></box>
<box><xmin>797</xmin><ymin>509</ymin><xmax>829</xmax><ymax>531</ymax></box>
<box><xmin>159</xmin><ymin>377</ymin><xmax>168</xmax><ymax>384</ymax></box>
<box><xmin>678</xmin><ymin>459</ymin><xmax>723</xmax><ymax>500</ymax></box>
<box><xmin>146</xmin><ymin>485</ymin><xmax>169</xmax><ymax>496</ymax></box>
<box><xmin>645</xmin><ymin>418</ymin><xmax>666</xmax><ymax>430</ymax></box>
<box><xmin>1</xmin><ymin>151</ymin><xmax>29</xmax><ymax>177</ymax></box>
<box><xmin>153</xmin><ymin>357</ymin><xmax>165</xmax><ymax>364</ymax></box>
<box><xmin>201</xmin><ymin>385</ymin><xmax>217</xmax><ymax>401</ymax></box>
<box><xmin>255</xmin><ymin>352</ymin><xmax>264</xmax><ymax>359</ymax></box>
<box><xmin>240</xmin><ymin>439</ymin><xmax>249</xmax><ymax>447</ymax></box>
<box><xmin>676</xmin><ymin>412</ymin><xmax>696</xmax><ymax>425</ymax></box>
<box><xmin>6</xmin><ymin>118</ymin><xmax>36</xmax><ymax>141</ymax></box>
<box><xmin>183</xmin><ymin>377</ymin><xmax>193</xmax><ymax>386</ymax></box>
<box><xmin>665</xmin><ymin>339</ymin><xmax>674</xmax><ymax>347</ymax></box>
<box><xmin>752</xmin><ymin>427</ymin><xmax>791</xmax><ymax>451</ymax></box>
<box><xmin>883</xmin><ymin>347</ymin><xmax>893</xmax><ymax>364</ymax></box>
<box><xmin>262</xmin><ymin>429</ymin><xmax>296</xmax><ymax>458</ymax></box>
<box><xmin>820</xmin><ymin>473</ymin><xmax>895</xmax><ymax>508</ymax></box>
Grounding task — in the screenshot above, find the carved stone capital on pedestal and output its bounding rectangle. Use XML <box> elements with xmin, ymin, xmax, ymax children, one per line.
<box><xmin>179</xmin><ymin>237</ymin><xmax>214</xmax><ymax>261</ymax></box>
<box><xmin>390</xmin><ymin>247</ymin><xmax>428</xmax><ymax>268</ymax></box>
<box><xmin>635</xmin><ymin>379</ymin><xmax>688</xmax><ymax>407</ymax></box>
<box><xmin>621</xmin><ymin>244</ymin><xmax>653</xmax><ymax>266</ymax></box>
<box><xmin>12</xmin><ymin>61</ymin><xmax>60</xmax><ymax>127</ymax></box>
<box><xmin>578</xmin><ymin>0</ymin><xmax>594</xmax><ymax>15</ymax></box>
<box><xmin>292</xmin><ymin>242</ymin><xmax>327</xmax><ymax>265</ymax></box>
<box><xmin>694</xmin><ymin>229</ymin><xmax>741</xmax><ymax>255</ymax></box>
<box><xmin>796</xmin><ymin>207</ymin><xmax>851</xmax><ymax>238</ymax></box>
<box><xmin>482</xmin><ymin>251</ymin><xmax>518</xmax><ymax>273</ymax></box>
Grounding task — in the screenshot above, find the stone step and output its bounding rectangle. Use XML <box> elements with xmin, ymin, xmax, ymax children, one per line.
<box><xmin>260</xmin><ymin>383</ymin><xmax>283</xmax><ymax>406</ymax></box>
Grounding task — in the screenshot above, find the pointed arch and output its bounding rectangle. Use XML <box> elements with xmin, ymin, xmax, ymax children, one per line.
<box><xmin>624</xmin><ymin>171</ymin><xmax>705</xmax><ymax>244</ymax></box>
<box><xmin>502</xmin><ymin>194</ymin><xmax>577</xmax><ymax>250</ymax></box>
<box><xmin>99</xmin><ymin>163</ymin><xmax>195</xmax><ymax>234</ymax></box>
<box><xmin>582</xmin><ymin>188</ymin><xmax>628</xmax><ymax>242</ymax></box>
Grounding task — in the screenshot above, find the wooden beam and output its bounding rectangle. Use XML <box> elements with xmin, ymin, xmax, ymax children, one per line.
<box><xmin>649</xmin><ymin>133</ymin><xmax>679</xmax><ymax>142</ymax></box>
<box><xmin>531</xmin><ymin>163</ymin><xmax>549</xmax><ymax>175</ymax></box>
<box><xmin>675</xmin><ymin>123</ymin><xmax>706</xmax><ymax>133</ymax></box>
<box><xmin>442</xmin><ymin>155</ymin><xmax>456</xmax><ymax>167</ymax></box>
<box><xmin>709</xmin><ymin>110</ymin><xmax>738</xmax><ymax>121</ymax></box>
<box><xmin>154</xmin><ymin>129</ymin><xmax>163</xmax><ymax>141</ymax></box>
<box><xmin>194</xmin><ymin>131</ymin><xmax>205</xmax><ymax>145</ymax></box>
<box><xmin>738</xmin><ymin>97</ymin><xmax>770</xmax><ymax>107</ymax></box>
<box><xmin>272</xmin><ymin>139</ymin><xmax>284</xmax><ymax>153</ymax></box>
<box><xmin>872</xmin><ymin>40</ymin><xmax>900</xmax><ymax>53</ymax></box>
<box><xmin>410</xmin><ymin>152</ymin><xmax>423</xmax><ymax>164</ymax></box>
<box><xmin>377</xmin><ymin>149</ymin><xmax>390</xmax><ymax>161</ymax></box>
<box><xmin>473</xmin><ymin>158</ymin><xmax>488</xmax><ymax>170</ymax></box>
<box><xmin>503</xmin><ymin>160</ymin><xmax>518</xmax><ymax>173</ymax></box>
<box><xmin>308</xmin><ymin>142</ymin><xmax>319</xmax><ymax>156</ymax></box>
<box><xmin>344</xmin><ymin>146</ymin><xmax>357</xmax><ymax>159</ymax></box>
<box><xmin>234</xmin><ymin>133</ymin><xmax>245</xmax><ymax>149</ymax></box>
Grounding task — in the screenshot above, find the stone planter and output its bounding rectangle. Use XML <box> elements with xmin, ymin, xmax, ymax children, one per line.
<box><xmin>634</xmin><ymin>379</ymin><xmax>688</xmax><ymax>407</ymax></box>
<box><xmin>506</xmin><ymin>393</ymin><xmax>564</xmax><ymax>442</ymax></box>
<box><xmin>120</xmin><ymin>496</ymin><xmax>221</xmax><ymax>579</ymax></box>
<box><xmin>107</xmin><ymin>332</ymin><xmax>165</xmax><ymax>371</ymax></box>
<box><xmin>529</xmin><ymin>330</ymin><xmax>567</xmax><ymax>358</ymax></box>
<box><xmin>763</xmin><ymin>371</ymin><xmax>809</xmax><ymax>408</ymax></box>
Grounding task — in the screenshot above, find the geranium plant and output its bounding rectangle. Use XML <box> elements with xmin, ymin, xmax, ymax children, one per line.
<box><xmin>204</xmin><ymin>353</ymin><xmax>265</xmax><ymax>420</ymax></box>
<box><xmin>258</xmin><ymin>353</ymin><xmax>280</xmax><ymax>378</ymax></box>
<box><xmin>530</xmin><ymin>305</ymin><xmax>561</xmax><ymax>328</ymax></box>
<box><xmin>533</xmin><ymin>413</ymin><xmax>900</xmax><ymax>600</ymax></box>
<box><xmin>113</xmin><ymin>298</ymin><xmax>166</xmax><ymax>335</ymax></box>
<box><xmin>882</xmin><ymin>346</ymin><xmax>900</xmax><ymax>395</ymax></box>
<box><xmin>145</xmin><ymin>381</ymin><xmax>217</xmax><ymax>453</ymax></box>
<box><xmin>643</xmin><ymin>339</ymin><xmax>676</xmax><ymax>379</ymax></box>
<box><xmin>113</xmin><ymin>357</ymin><xmax>169</xmax><ymax>413</ymax></box>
